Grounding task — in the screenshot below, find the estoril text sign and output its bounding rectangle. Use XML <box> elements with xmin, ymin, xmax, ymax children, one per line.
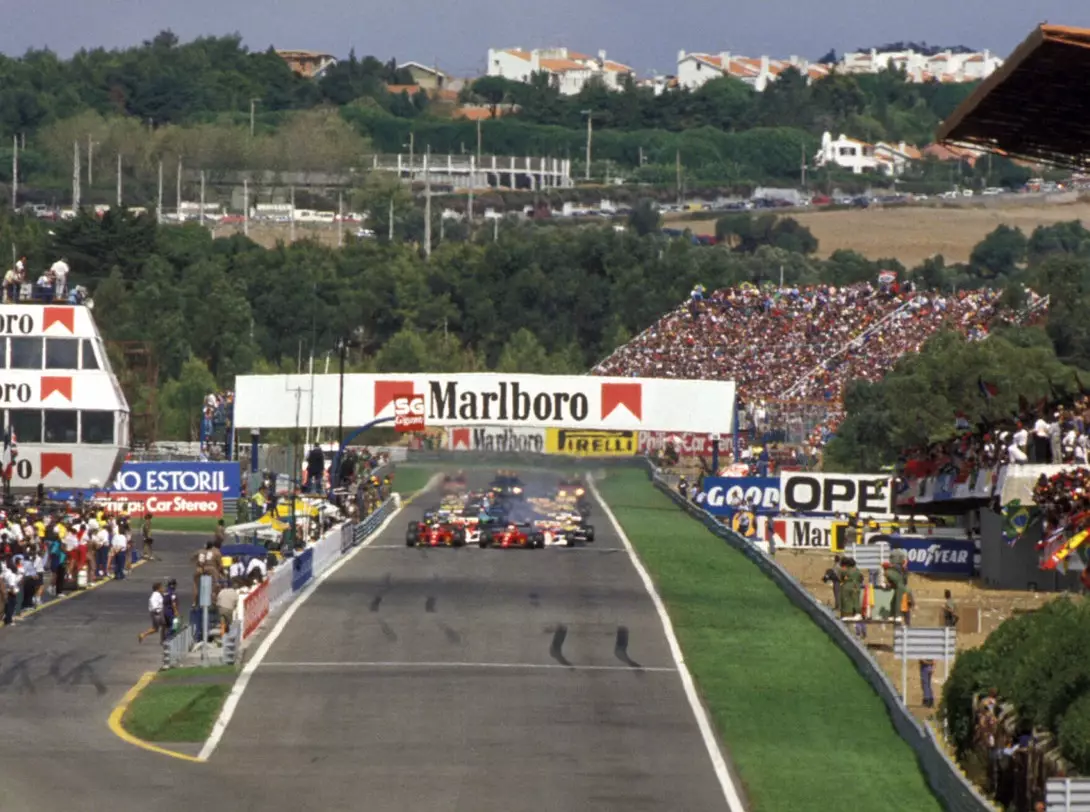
<box><xmin>234</xmin><ymin>373</ymin><xmax>736</xmax><ymax>434</ymax></box>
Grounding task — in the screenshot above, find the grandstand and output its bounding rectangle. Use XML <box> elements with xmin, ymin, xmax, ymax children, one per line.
<box><xmin>593</xmin><ymin>282</ymin><xmax>1046</xmax><ymax>447</ymax></box>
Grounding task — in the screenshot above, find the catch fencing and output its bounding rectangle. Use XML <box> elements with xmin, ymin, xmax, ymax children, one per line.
<box><xmin>647</xmin><ymin>465</ymin><xmax>996</xmax><ymax>812</ymax></box>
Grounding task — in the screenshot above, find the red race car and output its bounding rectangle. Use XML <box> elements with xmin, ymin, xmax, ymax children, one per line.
<box><xmin>406</xmin><ymin>519</ymin><xmax>466</xmax><ymax>547</ymax></box>
<box><xmin>479</xmin><ymin>522</ymin><xmax>545</xmax><ymax>549</ymax></box>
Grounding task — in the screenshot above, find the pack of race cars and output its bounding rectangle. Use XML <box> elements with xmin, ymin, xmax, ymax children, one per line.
<box><xmin>406</xmin><ymin>471</ymin><xmax>596</xmax><ymax>549</ymax></box>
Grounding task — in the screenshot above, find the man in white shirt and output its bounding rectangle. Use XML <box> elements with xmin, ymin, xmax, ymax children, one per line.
<box><xmin>1032</xmin><ymin>416</ymin><xmax>1052</xmax><ymax>464</ymax></box>
<box><xmin>2</xmin><ymin>561</ymin><xmax>22</xmax><ymax>625</ymax></box>
<box><xmin>1012</xmin><ymin>424</ymin><xmax>1029</xmax><ymax>459</ymax></box>
<box><xmin>49</xmin><ymin>258</ymin><xmax>69</xmax><ymax>300</ymax></box>
<box><xmin>139</xmin><ymin>582</ymin><xmax>165</xmax><ymax>643</ymax></box>
<box><xmin>244</xmin><ymin>555</ymin><xmax>267</xmax><ymax>583</ymax></box>
<box><xmin>110</xmin><ymin>530</ymin><xmax>129</xmax><ymax>580</ymax></box>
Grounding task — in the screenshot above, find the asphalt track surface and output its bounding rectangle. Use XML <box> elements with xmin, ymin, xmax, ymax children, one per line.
<box><xmin>0</xmin><ymin>532</ymin><xmax>214</xmax><ymax>812</ymax></box>
<box><xmin>1</xmin><ymin>475</ymin><xmax>731</xmax><ymax>812</ymax></box>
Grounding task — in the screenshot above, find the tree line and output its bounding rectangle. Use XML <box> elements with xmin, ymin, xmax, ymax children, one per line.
<box><xmin>0</xmin><ymin>204</ymin><xmax>1078</xmax><ymax>444</ymax></box>
<box><xmin>0</xmin><ymin>30</ymin><xmax>1003</xmax><ymax>196</ymax></box>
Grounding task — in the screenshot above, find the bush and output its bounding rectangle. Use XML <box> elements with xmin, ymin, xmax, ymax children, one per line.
<box><xmin>941</xmin><ymin>647</ymin><xmax>997</xmax><ymax>757</ymax></box>
<box><xmin>1060</xmin><ymin>693</ymin><xmax>1090</xmax><ymax>774</ymax></box>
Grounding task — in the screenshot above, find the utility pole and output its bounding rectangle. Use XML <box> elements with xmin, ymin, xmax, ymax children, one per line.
<box><xmin>72</xmin><ymin>141</ymin><xmax>81</xmax><ymax>210</ymax></box>
<box><xmin>176</xmin><ymin>157</ymin><xmax>183</xmax><ymax>220</ymax></box>
<box><xmin>467</xmin><ymin>181</ymin><xmax>474</xmax><ymax>225</ymax></box>
<box><xmin>116</xmin><ymin>153</ymin><xmax>122</xmax><ymax>207</ymax></box>
<box><xmin>199</xmin><ymin>170</ymin><xmax>206</xmax><ymax>227</ymax></box>
<box><xmin>388</xmin><ymin>196</ymin><xmax>394</xmax><ymax>242</ymax></box>
<box><xmin>87</xmin><ymin>134</ymin><xmax>94</xmax><ymax>187</ymax></box>
<box><xmin>675</xmin><ymin>149</ymin><xmax>682</xmax><ymax>207</ymax></box>
<box><xmin>408</xmin><ymin>131</ymin><xmax>415</xmax><ymax>183</ymax></box>
<box><xmin>243</xmin><ymin>178</ymin><xmax>249</xmax><ymax>237</ymax></box>
<box><xmin>423</xmin><ymin>147</ymin><xmax>432</xmax><ymax>258</ymax></box>
<box><xmin>156</xmin><ymin>160</ymin><xmax>163</xmax><ymax>224</ymax></box>
<box><xmin>800</xmin><ymin>142</ymin><xmax>807</xmax><ymax>189</ymax></box>
<box><xmin>11</xmin><ymin>136</ymin><xmax>17</xmax><ymax>210</ymax></box>
<box><xmin>337</xmin><ymin>191</ymin><xmax>344</xmax><ymax>248</ymax></box>
<box><xmin>250</xmin><ymin>98</ymin><xmax>260</xmax><ymax>138</ymax></box>
<box><xmin>493</xmin><ymin>215</ymin><xmax>499</xmax><ymax>242</ymax></box>
<box><xmin>476</xmin><ymin>118</ymin><xmax>482</xmax><ymax>164</ymax></box>
<box><xmin>290</xmin><ymin>186</ymin><xmax>296</xmax><ymax>243</ymax></box>
<box><xmin>582</xmin><ymin>110</ymin><xmax>593</xmax><ymax>181</ymax></box>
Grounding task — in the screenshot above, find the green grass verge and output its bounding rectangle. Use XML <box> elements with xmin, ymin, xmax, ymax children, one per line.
<box><xmin>596</xmin><ymin>469</ymin><xmax>942</xmax><ymax>812</ymax></box>
<box><xmin>392</xmin><ymin>465</ymin><xmax>437</xmax><ymax>498</ymax></box>
<box><xmin>154</xmin><ymin>517</ymin><xmax>222</xmax><ymax>533</ymax></box>
<box><xmin>124</xmin><ymin>681</ymin><xmax>232</xmax><ymax>743</ymax></box>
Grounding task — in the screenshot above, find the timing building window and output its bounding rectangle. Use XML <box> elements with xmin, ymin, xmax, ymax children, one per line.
<box><xmin>44</xmin><ymin>410</ymin><xmax>78</xmax><ymax>443</ymax></box>
<box><xmin>81</xmin><ymin>339</ymin><xmax>100</xmax><ymax>370</ymax></box>
<box><xmin>9</xmin><ymin>409</ymin><xmax>42</xmax><ymax>443</ymax></box>
<box><xmin>0</xmin><ymin>338</ymin><xmax>8</xmax><ymax>369</ymax></box>
<box><xmin>10</xmin><ymin>337</ymin><xmax>42</xmax><ymax>370</ymax></box>
<box><xmin>46</xmin><ymin>338</ymin><xmax>80</xmax><ymax>370</ymax></box>
<box><xmin>81</xmin><ymin>410</ymin><xmax>115</xmax><ymax>444</ymax></box>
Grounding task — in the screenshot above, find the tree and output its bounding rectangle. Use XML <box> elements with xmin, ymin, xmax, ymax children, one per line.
<box><xmin>969</xmin><ymin>225</ymin><xmax>1027</xmax><ymax>280</ymax></box>
<box><xmin>627</xmin><ymin>200</ymin><xmax>661</xmax><ymax>237</ymax></box>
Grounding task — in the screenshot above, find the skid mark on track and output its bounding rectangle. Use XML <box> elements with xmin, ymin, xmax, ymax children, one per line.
<box><xmin>437</xmin><ymin>622</ymin><xmax>462</xmax><ymax>644</ymax></box>
<box><xmin>379</xmin><ymin>620</ymin><xmax>398</xmax><ymax>642</ymax></box>
<box><xmin>549</xmin><ymin>624</ymin><xmax>572</xmax><ymax>667</ymax></box>
<box><xmin>369</xmin><ymin>596</ymin><xmax>382</xmax><ymax>612</ymax></box>
<box><xmin>529</xmin><ymin>591</ymin><xmax>540</xmax><ymax>607</ymax></box>
<box><xmin>614</xmin><ymin>625</ymin><xmax>642</xmax><ymax>669</ymax></box>
<box><xmin>425</xmin><ymin>596</ymin><xmax>437</xmax><ymax>613</ymax></box>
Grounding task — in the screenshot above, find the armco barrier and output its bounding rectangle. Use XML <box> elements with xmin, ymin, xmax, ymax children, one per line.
<box><xmin>646</xmin><ymin>468</ymin><xmax>996</xmax><ymax>812</ymax></box>
<box><xmin>291</xmin><ymin>548</ymin><xmax>314</xmax><ymax>593</ymax></box>
<box><xmin>267</xmin><ymin>559</ymin><xmax>294</xmax><ymax>613</ymax></box>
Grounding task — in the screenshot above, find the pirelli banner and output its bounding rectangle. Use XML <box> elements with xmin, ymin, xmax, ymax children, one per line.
<box><xmin>234</xmin><ymin>373</ymin><xmax>736</xmax><ymax>434</ymax></box>
<box><xmin>545</xmin><ymin>429</ymin><xmax>638</xmax><ymax>457</ymax></box>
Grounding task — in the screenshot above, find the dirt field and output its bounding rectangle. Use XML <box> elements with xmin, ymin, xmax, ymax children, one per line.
<box><xmin>776</xmin><ymin>549</ymin><xmax>1055</xmax><ymax>722</ymax></box>
<box><xmin>679</xmin><ymin>200</ymin><xmax>1090</xmax><ymax>266</ymax></box>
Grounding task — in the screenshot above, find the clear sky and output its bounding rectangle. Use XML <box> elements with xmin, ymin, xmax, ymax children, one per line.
<box><xmin>0</xmin><ymin>0</ymin><xmax>1085</xmax><ymax>78</ymax></box>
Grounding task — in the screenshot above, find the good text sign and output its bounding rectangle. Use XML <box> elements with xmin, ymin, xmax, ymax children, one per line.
<box><xmin>780</xmin><ymin>472</ymin><xmax>893</xmax><ymax>515</ymax></box>
<box><xmin>700</xmin><ymin>477</ymin><xmax>780</xmax><ymax>517</ymax></box>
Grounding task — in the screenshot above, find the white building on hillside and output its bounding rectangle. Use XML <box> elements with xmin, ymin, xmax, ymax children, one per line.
<box><xmin>677</xmin><ymin>51</ymin><xmax>831</xmax><ymax>92</ymax></box>
<box><xmin>838</xmin><ymin>48</ymin><xmax>1003</xmax><ymax>82</ymax></box>
<box><xmin>486</xmin><ymin>47</ymin><xmax>634</xmax><ymax>94</ymax></box>
<box><xmin>813</xmin><ymin>132</ymin><xmax>921</xmax><ymax>176</ymax></box>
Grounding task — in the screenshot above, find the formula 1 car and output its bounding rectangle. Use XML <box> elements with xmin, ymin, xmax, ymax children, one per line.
<box><xmin>406</xmin><ymin>516</ymin><xmax>467</xmax><ymax>547</ymax></box>
<box><xmin>479</xmin><ymin>522</ymin><xmax>544</xmax><ymax>549</ymax></box>
<box><xmin>489</xmin><ymin>472</ymin><xmax>525</xmax><ymax>498</ymax></box>
<box><xmin>557</xmin><ymin>477</ymin><xmax>592</xmax><ymax>518</ymax></box>
<box><xmin>535</xmin><ymin>513</ymin><xmax>595</xmax><ymax>546</ymax></box>
<box><xmin>441</xmin><ymin>470</ymin><xmax>468</xmax><ymax>495</ymax></box>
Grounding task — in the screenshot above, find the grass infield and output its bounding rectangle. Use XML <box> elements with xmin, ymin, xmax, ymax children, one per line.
<box><xmin>154</xmin><ymin>517</ymin><xmax>223</xmax><ymax>533</ymax></box>
<box><xmin>123</xmin><ymin>678</ymin><xmax>232</xmax><ymax>743</ymax></box>
<box><xmin>391</xmin><ymin>465</ymin><xmax>439</xmax><ymax>499</ymax></box>
<box><xmin>595</xmin><ymin>469</ymin><xmax>942</xmax><ymax>812</ymax></box>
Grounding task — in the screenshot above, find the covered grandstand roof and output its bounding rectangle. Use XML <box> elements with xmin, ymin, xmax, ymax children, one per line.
<box><xmin>936</xmin><ymin>24</ymin><xmax>1090</xmax><ymax>169</ymax></box>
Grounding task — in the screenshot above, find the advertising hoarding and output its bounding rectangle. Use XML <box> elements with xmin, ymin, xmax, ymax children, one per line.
<box><xmin>780</xmin><ymin>472</ymin><xmax>893</xmax><ymax>515</ymax></box>
<box><xmin>447</xmin><ymin>426</ymin><xmax>546</xmax><ymax>453</ymax></box>
<box><xmin>699</xmin><ymin>477</ymin><xmax>780</xmax><ymax>517</ymax></box>
<box><xmin>544</xmin><ymin>429</ymin><xmax>638</xmax><ymax>457</ymax></box>
<box><xmin>234</xmin><ymin>373</ymin><xmax>737</xmax><ymax>434</ymax></box>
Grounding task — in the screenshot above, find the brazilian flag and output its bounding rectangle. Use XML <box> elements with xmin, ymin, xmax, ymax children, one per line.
<box><xmin>1001</xmin><ymin>500</ymin><xmax>1038</xmax><ymax>545</ymax></box>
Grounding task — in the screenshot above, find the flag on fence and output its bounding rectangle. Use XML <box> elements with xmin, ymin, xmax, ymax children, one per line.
<box><xmin>2</xmin><ymin>426</ymin><xmax>17</xmax><ymax>480</ymax></box>
<box><xmin>978</xmin><ymin>376</ymin><xmax>999</xmax><ymax>400</ymax></box>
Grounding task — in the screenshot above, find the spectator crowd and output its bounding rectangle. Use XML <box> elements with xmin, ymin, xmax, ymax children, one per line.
<box><xmin>594</xmin><ymin>281</ymin><xmax>1040</xmax><ymax>447</ymax></box>
<box><xmin>1</xmin><ymin>502</ymin><xmax>148</xmax><ymax>626</ymax></box>
<box><xmin>201</xmin><ymin>391</ymin><xmax>235</xmax><ymax>460</ymax></box>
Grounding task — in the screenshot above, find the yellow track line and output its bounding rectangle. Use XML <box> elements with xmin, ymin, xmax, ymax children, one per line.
<box><xmin>107</xmin><ymin>671</ymin><xmax>206</xmax><ymax>764</ymax></box>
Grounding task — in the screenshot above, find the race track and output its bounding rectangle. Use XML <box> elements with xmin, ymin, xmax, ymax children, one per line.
<box><xmin>211</xmin><ymin>471</ymin><xmax>733</xmax><ymax>811</ymax></box>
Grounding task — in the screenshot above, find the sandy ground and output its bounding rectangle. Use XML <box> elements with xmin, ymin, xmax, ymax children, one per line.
<box><xmin>678</xmin><ymin>201</ymin><xmax>1090</xmax><ymax>266</ymax></box>
<box><xmin>776</xmin><ymin>549</ymin><xmax>1055</xmax><ymax>722</ymax></box>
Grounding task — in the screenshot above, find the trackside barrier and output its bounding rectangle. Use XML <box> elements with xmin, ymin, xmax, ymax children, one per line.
<box><xmin>238</xmin><ymin>494</ymin><xmax>400</xmax><ymax>647</ymax></box>
<box><xmin>647</xmin><ymin>467</ymin><xmax>997</xmax><ymax>812</ymax></box>
<box><xmin>1047</xmin><ymin>778</ymin><xmax>1090</xmax><ymax>812</ymax></box>
<box><xmin>162</xmin><ymin>623</ymin><xmax>194</xmax><ymax>669</ymax></box>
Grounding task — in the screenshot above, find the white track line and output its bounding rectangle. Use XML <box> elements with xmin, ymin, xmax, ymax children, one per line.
<box><xmin>588</xmin><ymin>476</ymin><xmax>748</xmax><ymax>812</ymax></box>
<box><xmin>260</xmin><ymin>660</ymin><xmax>677</xmax><ymax>673</ymax></box>
<box><xmin>197</xmin><ymin>481</ymin><xmax>436</xmax><ymax>761</ymax></box>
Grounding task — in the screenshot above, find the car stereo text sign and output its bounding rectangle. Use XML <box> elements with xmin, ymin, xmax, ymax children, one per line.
<box><xmin>91</xmin><ymin>492</ymin><xmax>223</xmax><ymax>518</ymax></box>
<box><xmin>234</xmin><ymin>373</ymin><xmax>737</xmax><ymax>434</ymax></box>
<box><xmin>780</xmin><ymin>472</ymin><xmax>893</xmax><ymax>515</ymax></box>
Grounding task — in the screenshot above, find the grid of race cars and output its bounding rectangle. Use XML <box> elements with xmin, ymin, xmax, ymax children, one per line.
<box><xmin>405</xmin><ymin>471</ymin><xmax>596</xmax><ymax>549</ymax></box>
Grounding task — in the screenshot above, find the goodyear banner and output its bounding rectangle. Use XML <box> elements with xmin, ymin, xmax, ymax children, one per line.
<box><xmin>699</xmin><ymin>477</ymin><xmax>780</xmax><ymax>517</ymax></box>
<box><xmin>868</xmin><ymin>534</ymin><xmax>976</xmax><ymax>576</ymax></box>
<box><xmin>545</xmin><ymin>428</ymin><xmax>638</xmax><ymax>457</ymax></box>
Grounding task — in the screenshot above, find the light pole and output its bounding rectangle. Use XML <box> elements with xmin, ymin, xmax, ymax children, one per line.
<box><xmin>334</xmin><ymin>332</ymin><xmax>364</xmax><ymax>488</ymax></box>
<box><xmin>582</xmin><ymin>110</ymin><xmax>593</xmax><ymax>182</ymax></box>
<box><xmin>250</xmin><ymin>98</ymin><xmax>261</xmax><ymax>137</ymax></box>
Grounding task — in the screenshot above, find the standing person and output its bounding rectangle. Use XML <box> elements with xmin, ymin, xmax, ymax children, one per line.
<box><xmin>110</xmin><ymin>525</ymin><xmax>128</xmax><ymax>580</ymax></box>
<box><xmin>884</xmin><ymin>561</ymin><xmax>907</xmax><ymax>623</ymax></box>
<box><xmin>163</xmin><ymin>577</ymin><xmax>179</xmax><ymax>638</ymax></box>
<box><xmin>919</xmin><ymin>658</ymin><xmax>936</xmax><ymax>708</ymax></box>
<box><xmin>214</xmin><ymin>519</ymin><xmax>227</xmax><ymax>546</ymax></box>
<box><xmin>822</xmin><ymin>555</ymin><xmax>842</xmax><ymax>610</ymax></box>
<box><xmin>2</xmin><ymin>560</ymin><xmax>21</xmax><ymax>625</ymax></box>
<box><xmin>193</xmin><ymin>542</ymin><xmax>213</xmax><ymax>606</ymax></box>
<box><xmin>141</xmin><ymin>513</ymin><xmax>154</xmax><ymax>561</ymax></box>
<box><xmin>942</xmin><ymin>589</ymin><xmax>959</xmax><ymax>627</ymax></box>
<box><xmin>216</xmin><ymin>581</ymin><xmax>239</xmax><ymax>637</ymax></box>
<box><xmin>138</xmin><ymin>582</ymin><xmax>165</xmax><ymax>643</ymax></box>
<box><xmin>48</xmin><ymin>532</ymin><xmax>67</xmax><ymax>596</ymax></box>
<box><xmin>21</xmin><ymin>547</ymin><xmax>39</xmax><ymax>610</ymax></box>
